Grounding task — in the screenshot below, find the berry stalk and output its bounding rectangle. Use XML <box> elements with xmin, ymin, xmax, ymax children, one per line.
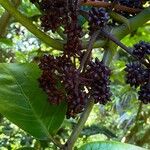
<box><xmin>100</xmin><ymin>29</ymin><xmax>150</xmax><ymax>67</ymax></box>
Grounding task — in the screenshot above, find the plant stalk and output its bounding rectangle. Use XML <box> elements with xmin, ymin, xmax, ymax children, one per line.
<box><xmin>101</xmin><ymin>29</ymin><xmax>150</xmax><ymax>67</ymax></box>
<box><xmin>0</xmin><ymin>0</ymin><xmax>21</xmax><ymax>37</ymax></box>
<box><xmin>62</xmin><ymin>99</ymin><xmax>94</xmax><ymax>150</ymax></box>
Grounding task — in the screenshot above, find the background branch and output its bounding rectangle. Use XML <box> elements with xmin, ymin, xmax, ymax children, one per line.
<box><xmin>80</xmin><ymin>31</ymin><xmax>100</xmax><ymax>71</ymax></box>
<box><xmin>0</xmin><ymin>0</ymin><xmax>21</xmax><ymax>37</ymax></box>
<box><xmin>101</xmin><ymin>29</ymin><xmax>150</xmax><ymax>67</ymax></box>
<box><xmin>113</xmin><ymin>7</ymin><xmax>150</xmax><ymax>39</ymax></box>
<box><xmin>81</xmin><ymin>1</ymin><xmax>142</xmax><ymax>13</ymax></box>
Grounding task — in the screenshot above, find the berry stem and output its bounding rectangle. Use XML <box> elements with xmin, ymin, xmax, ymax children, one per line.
<box><xmin>81</xmin><ymin>1</ymin><xmax>142</xmax><ymax>13</ymax></box>
<box><xmin>80</xmin><ymin>30</ymin><xmax>100</xmax><ymax>72</ymax></box>
<box><xmin>62</xmin><ymin>31</ymin><xmax>100</xmax><ymax>150</ymax></box>
<box><xmin>101</xmin><ymin>29</ymin><xmax>133</xmax><ymax>54</ymax></box>
<box><xmin>0</xmin><ymin>0</ymin><xmax>64</xmax><ymax>50</ymax></box>
<box><xmin>100</xmin><ymin>29</ymin><xmax>150</xmax><ymax>67</ymax></box>
<box><xmin>135</xmin><ymin>102</ymin><xmax>143</xmax><ymax>122</ymax></box>
<box><xmin>0</xmin><ymin>0</ymin><xmax>21</xmax><ymax>37</ymax></box>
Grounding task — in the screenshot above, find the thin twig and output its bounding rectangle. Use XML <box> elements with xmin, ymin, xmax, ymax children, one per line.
<box><xmin>100</xmin><ymin>29</ymin><xmax>150</xmax><ymax>68</ymax></box>
<box><xmin>80</xmin><ymin>30</ymin><xmax>100</xmax><ymax>71</ymax></box>
<box><xmin>81</xmin><ymin>1</ymin><xmax>142</xmax><ymax>14</ymax></box>
<box><xmin>62</xmin><ymin>99</ymin><xmax>94</xmax><ymax>150</ymax></box>
<box><xmin>49</xmin><ymin>135</ymin><xmax>63</xmax><ymax>149</ymax></box>
<box><xmin>0</xmin><ymin>0</ymin><xmax>21</xmax><ymax>37</ymax></box>
<box><xmin>123</xmin><ymin>102</ymin><xmax>143</xmax><ymax>143</ymax></box>
<box><xmin>135</xmin><ymin>102</ymin><xmax>142</xmax><ymax>122</ymax></box>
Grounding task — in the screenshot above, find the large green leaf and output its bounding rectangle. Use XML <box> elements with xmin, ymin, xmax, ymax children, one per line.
<box><xmin>79</xmin><ymin>141</ymin><xmax>147</xmax><ymax>150</ymax></box>
<box><xmin>0</xmin><ymin>63</ymin><xmax>67</xmax><ymax>140</ymax></box>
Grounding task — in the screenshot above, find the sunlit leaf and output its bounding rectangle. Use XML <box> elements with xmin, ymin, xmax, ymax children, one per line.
<box><xmin>79</xmin><ymin>141</ymin><xmax>147</xmax><ymax>150</ymax></box>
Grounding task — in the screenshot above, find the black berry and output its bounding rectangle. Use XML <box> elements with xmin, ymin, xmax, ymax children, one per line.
<box><xmin>124</xmin><ymin>61</ymin><xmax>148</xmax><ymax>87</ymax></box>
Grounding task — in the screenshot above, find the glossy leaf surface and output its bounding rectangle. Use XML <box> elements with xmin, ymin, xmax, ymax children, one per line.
<box><xmin>79</xmin><ymin>141</ymin><xmax>147</xmax><ymax>150</ymax></box>
<box><xmin>0</xmin><ymin>63</ymin><xmax>67</xmax><ymax>140</ymax></box>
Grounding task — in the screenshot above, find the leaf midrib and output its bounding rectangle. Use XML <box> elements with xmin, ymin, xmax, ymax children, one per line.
<box><xmin>5</xmin><ymin>65</ymin><xmax>50</xmax><ymax>138</ymax></box>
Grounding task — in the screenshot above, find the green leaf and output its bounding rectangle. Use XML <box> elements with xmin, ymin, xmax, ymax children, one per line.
<box><xmin>0</xmin><ymin>38</ymin><xmax>13</xmax><ymax>46</ymax></box>
<box><xmin>79</xmin><ymin>141</ymin><xmax>147</xmax><ymax>150</ymax></box>
<box><xmin>0</xmin><ymin>63</ymin><xmax>67</xmax><ymax>140</ymax></box>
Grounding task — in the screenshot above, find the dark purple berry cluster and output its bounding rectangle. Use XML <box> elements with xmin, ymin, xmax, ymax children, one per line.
<box><xmin>38</xmin><ymin>54</ymin><xmax>111</xmax><ymax>118</ymax></box>
<box><xmin>61</xmin><ymin>62</ymin><xmax>87</xmax><ymax>118</ymax></box>
<box><xmin>125</xmin><ymin>41</ymin><xmax>150</xmax><ymax>104</ymax></box>
<box><xmin>132</xmin><ymin>41</ymin><xmax>150</xmax><ymax>59</ymax></box>
<box><xmin>138</xmin><ymin>82</ymin><xmax>150</xmax><ymax>104</ymax></box>
<box><xmin>84</xmin><ymin>58</ymin><xmax>111</xmax><ymax>104</ymax></box>
<box><xmin>115</xmin><ymin>0</ymin><xmax>142</xmax><ymax>9</ymax></box>
<box><xmin>63</xmin><ymin>1</ymin><xmax>83</xmax><ymax>57</ymax></box>
<box><xmin>30</xmin><ymin>0</ymin><xmax>83</xmax><ymax>57</ymax></box>
<box><xmin>30</xmin><ymin>0</ymin><xmax>112</xmax><ymax>118</ymax></box>
<box><xmin>57</xmin><ymin>56</ymin><xmax>88</xmax><ymax>118</ymax></box>
<box><xmin>88</xmin><ymin>7</ymin><xmax>109</xmax><ymax>33</ymax></box>
<box><xmin>125</xmin><ymin>61</ymin><xmax>148</xmax><ymax>88</ymax></box>
<box><xmin>38</xmin><ymin>55</ymin><xmax>65</xmax><ymax>105</ymax></box>
<box><xmin>30</xmin><ymin>0</ymin><xmax>68</xmax><ymax>32</ymax></box>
